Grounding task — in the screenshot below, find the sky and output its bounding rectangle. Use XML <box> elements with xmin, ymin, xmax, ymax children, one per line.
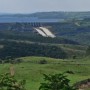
<box><xmin>0</xmin><ymin>0</ymin><xmax>90</xmax><ymax>13</ymax></box>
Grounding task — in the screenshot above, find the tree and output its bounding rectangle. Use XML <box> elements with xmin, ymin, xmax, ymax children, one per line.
<box><xmin>0</xmin><ymin>73</ymin><xmax>26</xmax><ymax>90</ymax></box>
<box><xmin>39</xmin><ymin>59</ymin><xmax>47</xmax><ymax>64</ymax></box>
<box><xmin>39</xmin><ymin>73</ymin><xmax>76</xmax><ymax>90</ymax></box>
<box><xmin>72</xmin><ymin>55</ymin><xmax>77</xmax><ymax>59</ymax></box>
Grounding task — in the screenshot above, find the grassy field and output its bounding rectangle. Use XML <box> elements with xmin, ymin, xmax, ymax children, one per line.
<box><xmin>0</xmin><ymin>56</ymin><xmax>90</xmax><ymax>90</ymax></box>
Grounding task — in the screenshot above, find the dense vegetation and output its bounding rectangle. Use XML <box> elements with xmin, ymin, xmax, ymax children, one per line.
<box><xmin>39</xmin><ymin>73</ymin><xmax>76</xmax><ymax>90</ymax></box>
<box><xmin>0</xmin><ymin>23</ymin><xmax>79</xmax><ymax>45</ymax></box>
<box><xmin>0</xmin><ymin>40</ymin><xmax>67</xmax><ymax>59</ymax></box>
<box><xmin>0</xmin><ymin>73</ymin><xmax>26</xmax><ymax>90</ymax></box>
<box><xmin>0</xmin><ymin>18</ymin><xmax>90</xmax><ymax>45</ymax></box>
<box><xmin>51</xmin><ymin>19</ymin><xmax>90</xmax><ymax>45</ymax></box>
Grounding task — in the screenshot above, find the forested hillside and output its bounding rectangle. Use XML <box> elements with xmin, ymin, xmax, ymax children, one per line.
<box><xmin>0</xmin><ymin>12</ymin><xmax>90</xmax><ymax>59</ymax></box>
<box><xmin>50</xmin><ymin>19</ymin><xmax>90</xmax><ymax>45</ymax></box>
<box><xmin>0</xmin><ymin>40</ymin><xmax>67</xmax><ymax>59</ymax></box>
<box><xmin>0</xmin><ymin>18</ymin><xmax>90</xmax><ymax>45</ymax></box>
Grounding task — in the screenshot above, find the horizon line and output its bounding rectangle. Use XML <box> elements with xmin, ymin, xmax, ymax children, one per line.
<box><xmin>0</xmin><ymin>10</ymin><xmax>90</xmax><ymax>14</ymax></box>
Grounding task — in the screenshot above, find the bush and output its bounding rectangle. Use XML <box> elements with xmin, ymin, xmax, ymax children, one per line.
<box><xmin>0</xmin><ymin>73</ymin><xmax>26</xmax><ymax>90</ymax></box>
<box><xmin>39</xmin><ymin>73</ymin><xmax>76</xmax><ymax>90</ymax></box>
<box><xmin>66</xmin><ymin>71</ymin><xmax>74</xmax><ymax>74</ymax></box>
<box><xmin>39</xmin><ymin>59</ymin><xmax>47</xmax><ymax>64</ymax></box>
<box><xmin>72</xmin><ymin>55</ymin><xmax>77</xmax><ymax>59</ymax></box>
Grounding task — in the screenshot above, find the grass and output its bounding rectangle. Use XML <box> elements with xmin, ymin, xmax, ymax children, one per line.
<box><xmin>0</xmin><ymin>56</ymin><xmax>90</xmax><ymax>90</ymax></box>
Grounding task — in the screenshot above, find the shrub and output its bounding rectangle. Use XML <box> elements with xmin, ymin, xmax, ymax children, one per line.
<box><xmin>39</xmin><ymin>73</ymin><xmax>76</xmax><ymax>90</ymax></box>
<box><xmin>72</xmin><ymin>55</ymin><xmax>77</xmax><ymax>59</ymax></box>
<box><xmin>66</xmin><ymin>71</ymin><xmax>74</xmax><ymax>74</ymax></box>
<box><xmin>39</xmin><ymin>59</ymin><xmax>47</xmax><ymax>64</ymax></box>
<box><xmin>0</xmin><ymin>73</ymin><xmax>26</xmax><ymax>90</ymax></box>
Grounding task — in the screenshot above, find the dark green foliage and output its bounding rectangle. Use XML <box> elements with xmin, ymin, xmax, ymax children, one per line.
<box><xmin>51</xmin><ymin>19</ymin><xmax>90</xmax><ymax>45</ymax></box>
<box><xmin>0</xmin><ymin>28</ymin><xmax>78</xmax><ymax>45</ymax></box>
<box><xmin>66</xmin><ymin>71</ymin><xmax>74</xmax><ymax>74</ymax></box>
<box><xmin>0</xmin><ymin>73</ymin><xmax>26</xmax><ymax>90</ymax></box>
<box><xmin>0</xmin><ymin>40</ymin><xmax>67</xmax><ymax>59</ymax></box>
<box><xmin>39</xmin><ymin>73</ymin><xmax>76</xmax><ymax>90</ymax></box>
<box><xmin>39</xmin><ymin>59</ymin><xmax>47</xmax><ymax>64</ymax></box>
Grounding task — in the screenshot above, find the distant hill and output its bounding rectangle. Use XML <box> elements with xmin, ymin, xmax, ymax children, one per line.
<box><xmin>0</xmin><ymin>11</ymin><xmax>90</xmax><ymax>45</ymax></box>
<box><xmin>30</xmin><ymin>11</ymin><xmax>90</xmax><ymax>19</ymax></box>
<box><xmin>0</xmin><ymin>11</ymin><xmax>90</xmax><ymax>19</ymax></box>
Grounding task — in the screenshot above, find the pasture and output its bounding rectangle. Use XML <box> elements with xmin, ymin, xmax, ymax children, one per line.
<box><xmin>0</xmin><ymin>56</ymin><xmax>90</xmax><ymax>90</ymax></box>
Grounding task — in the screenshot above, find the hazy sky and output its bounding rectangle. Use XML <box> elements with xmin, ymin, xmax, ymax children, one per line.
<box><xmin>0</xmin><ymin>0</ymin><xmax>90</xmax><ymax>13</ymax></box>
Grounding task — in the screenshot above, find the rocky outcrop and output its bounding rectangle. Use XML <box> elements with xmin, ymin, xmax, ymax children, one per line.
<box><xmin>74</xmin><ymin>79</ymin><xmax>90</xmax><ymax>90</ymax></box>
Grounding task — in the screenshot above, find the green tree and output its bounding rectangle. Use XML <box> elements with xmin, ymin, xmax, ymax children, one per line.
<box><xmin>0</xmin><ymin>73</ymin><xmax>26</xmax><ymax>90</ymax></box>
<box><xmin>39</xmin><ymin>73</ymin><xmax>76</xmax><ymax>90</ymax></box>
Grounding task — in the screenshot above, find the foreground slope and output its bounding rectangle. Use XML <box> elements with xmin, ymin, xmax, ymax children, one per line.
<box><xmin>0</xmin><ymin>56</ymin><xmax>90</xmax><ymax>90</ymax></box>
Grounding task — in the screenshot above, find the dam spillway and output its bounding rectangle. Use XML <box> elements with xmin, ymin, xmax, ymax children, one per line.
<box><xmin>34</xmin><ymin>27</ymin><xmax>56</xmax><ymax>38</ymax></box>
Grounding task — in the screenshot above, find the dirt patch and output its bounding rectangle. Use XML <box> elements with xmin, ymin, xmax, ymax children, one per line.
<box><xmin>74</xmin><ymin>79</ymin><xmax>90</xmax><ymax>90</ymax></box>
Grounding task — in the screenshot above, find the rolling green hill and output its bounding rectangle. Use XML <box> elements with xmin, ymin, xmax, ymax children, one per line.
<box><xmin>0</xmin><ymin>56</ymin><xmax>90</xmax><ymax>90</ymax></box>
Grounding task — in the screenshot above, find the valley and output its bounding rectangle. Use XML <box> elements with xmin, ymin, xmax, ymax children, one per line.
<box><xmin>0</xmin><ymin>56</ymin><xmax>90</xmax><ymax>90</ymax></box>
<box><xmin>0</xmin><ymin>12</ymin><xmax>90</xmax><ymax>90</ymax></box>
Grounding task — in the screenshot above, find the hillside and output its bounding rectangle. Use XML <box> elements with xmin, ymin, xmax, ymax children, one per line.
<box><xmin>0</xmin><ymin>38</ymin><xmax>87</xmax><ymax>60</ymax></box>
<box><xmin>50</xmin><ymin>19</ymin><xmax>90</xmax><ymax>45</ymax></box>
<box><xmin>0</xmin><ymin>56</ymin><xmax>90</xmax><ymax>90</ymax></box>
<box><xmin>0</xmin><ymin>18</ymin><xmax>90</xmax><ymax>45</ymax></box>
<box><xmin>0</xmin><ymin>22</ymin><xmax>81</xmax><ymax>45</ymax></box>
<box><xmin>0</xmin><ymin>11</ymin><xmax>90</xmax><ymax>19</ymax></box>
<box><xmin>0</xmin><ymin>12</ymin><xmax>90</xmax><ymax>59</ymax></box>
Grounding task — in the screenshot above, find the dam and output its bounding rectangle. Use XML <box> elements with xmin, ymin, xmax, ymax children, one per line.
<box><xmin>0</xmin><ymin>17</ymin><xmax>61</xmax><ymax>38</ymax></box>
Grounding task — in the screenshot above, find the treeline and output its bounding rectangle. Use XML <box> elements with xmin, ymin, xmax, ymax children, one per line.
<box><xmin>0</xmin><ymin>29</ymin><xmax>79</xmax><ymax>45</ymax></box>
<box><xmin>0</xmin><ymin>40</ymin><xmax>67</xmax><ymax>59</ymax></box>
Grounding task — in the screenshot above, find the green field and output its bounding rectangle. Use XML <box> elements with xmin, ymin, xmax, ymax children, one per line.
<box><xmin>0</xmin><ymin>56</ymin><xmax>90</xmax><ymax>90</ymax></box>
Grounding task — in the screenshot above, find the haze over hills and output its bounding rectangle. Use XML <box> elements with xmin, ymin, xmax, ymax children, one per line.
<box><xmin>0</xmin><ymin>11</ymin><xmax>90</xmax><ymax>19</ymax></box>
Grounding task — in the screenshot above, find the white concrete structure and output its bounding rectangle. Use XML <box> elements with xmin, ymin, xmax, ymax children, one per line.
<box><xmin>34</xmin><ymin>28</ymin><xmax>47</xmax><ymax>37</ymax></box>
<box><xmin>34</xmin><ymin>27</ymin><xmax>56</xmax><ymax>38</ymax></box>
<box><xmin>39</xmin><ymin>27</ymin><xmax>56</xmax><ymax>38</ymax></box>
